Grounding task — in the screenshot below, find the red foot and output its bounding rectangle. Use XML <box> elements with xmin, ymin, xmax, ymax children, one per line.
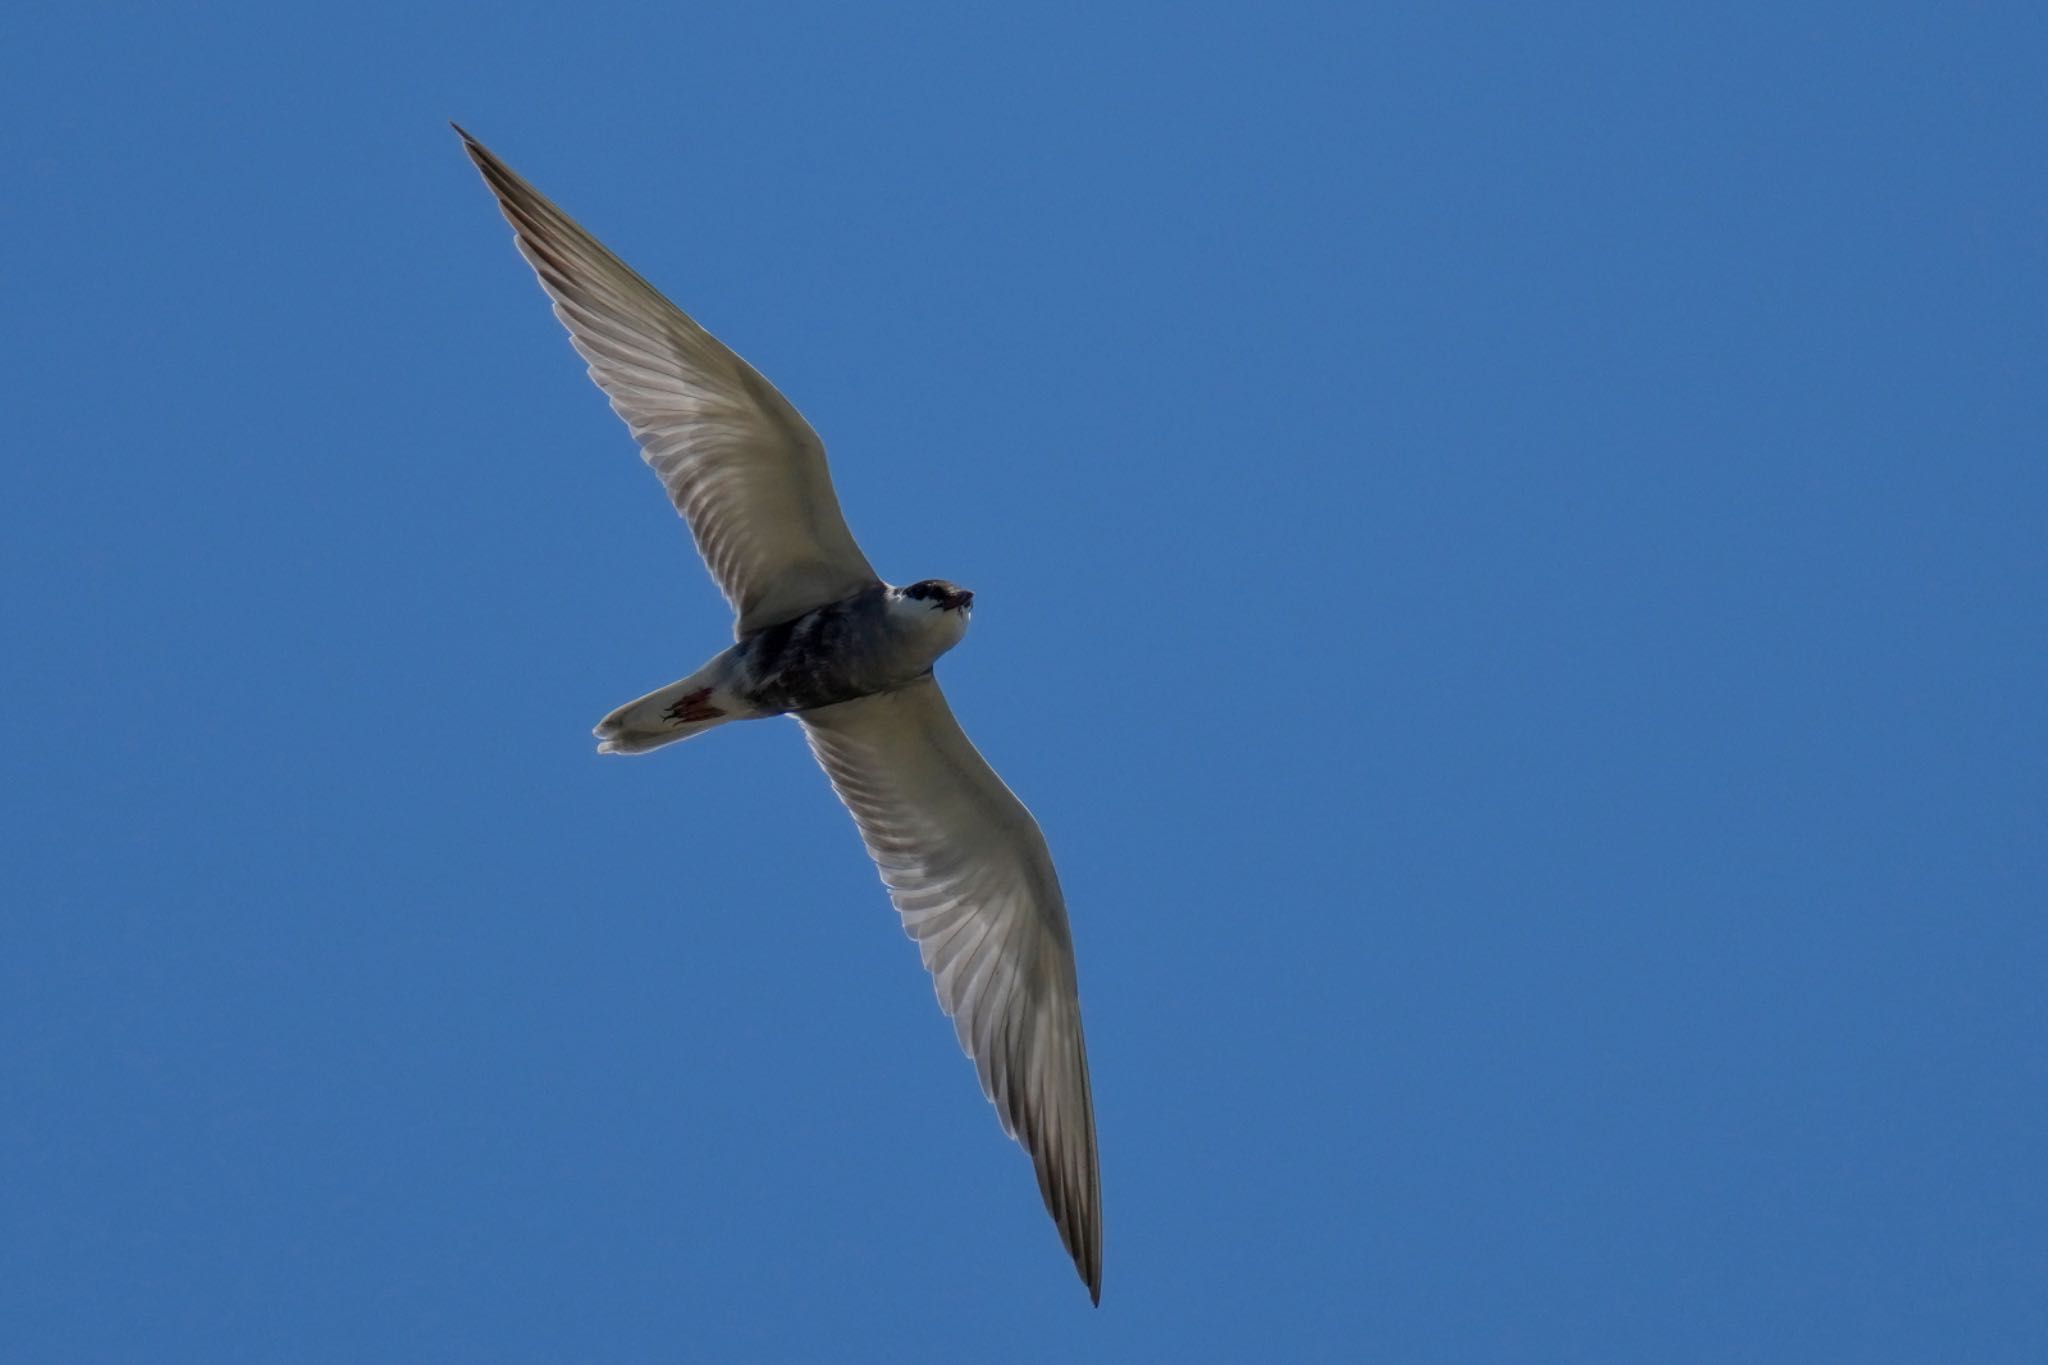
<box><xmin>665</xmin><ymin>687</ymin><xmax>726</xmax><ymax>725</ymax></box>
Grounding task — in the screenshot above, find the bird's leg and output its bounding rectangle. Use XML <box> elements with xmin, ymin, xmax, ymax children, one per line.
<box><xmin>665</xmin><ymin>687</ymin><xmax>725</xmax><ymax>724</ymax></box>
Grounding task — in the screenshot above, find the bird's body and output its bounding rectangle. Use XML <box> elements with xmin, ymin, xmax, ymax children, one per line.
<box><xmin>596</xmin><ymin>580</ymin><xmax>974</xmax><ymax>753</ymax></box>
<box><xmin>455</xmin><ymin>127</ymin><xmax>1101</xmax><ymax>1300</ymax></box>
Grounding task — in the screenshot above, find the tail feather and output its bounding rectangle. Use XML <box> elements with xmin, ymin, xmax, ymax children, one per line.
<box><xmin>594</xmin><ymin>671</ymin><xmax>743</xmax><ymax>755</ymax></box>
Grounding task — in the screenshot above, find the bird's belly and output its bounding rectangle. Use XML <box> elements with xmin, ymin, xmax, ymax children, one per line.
<box><xmin>738</xmin><ymin>646</ymin><xmax>878</xmax><ymax>714</ymax></box>
<box><xmin>732</xmin><ymin>593</ymin><xmax>912</xmax><ymax>714</ymax></box>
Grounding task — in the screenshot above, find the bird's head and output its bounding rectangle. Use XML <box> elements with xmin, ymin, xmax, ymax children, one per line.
<box><xmin>891</xmin><ymin>579</ymin><xmax>974</xmax><ymax>658</ymax></box>
<box><xmin>900</xmin><ymin>579</ymin><xmax>975</xmax><ymax>614</ymax></box>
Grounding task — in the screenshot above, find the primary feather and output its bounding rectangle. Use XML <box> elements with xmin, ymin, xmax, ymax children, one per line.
<box><xmin>457</xmin><ymin>126</ymin><xmax>879</xmax><ymax>636</ymax></box>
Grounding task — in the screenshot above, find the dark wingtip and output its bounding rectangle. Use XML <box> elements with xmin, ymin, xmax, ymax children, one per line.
<box><xmin>449</xmin><ymin>123</ymin><xmax>493</xmax><ymax>171</ymax></box>
<box><xmin>450</xmin><ymin>123</ymin><xmax>506</xmax><ymax>185</ymax></box>
<box><xmin>1071</xmin><ymin>1222</ymin><xmax>1102</xmax><ymax>1304</ymax></box>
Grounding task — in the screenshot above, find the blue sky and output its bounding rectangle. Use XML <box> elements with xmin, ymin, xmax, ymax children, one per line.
<box><xmin>4</xmin><ymin>1</ymin><xmax>2043</xmax><ymax>1359</ymax></box>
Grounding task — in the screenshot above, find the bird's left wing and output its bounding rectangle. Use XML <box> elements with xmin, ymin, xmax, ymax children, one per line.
<box><xmin>798</xmin><ymin>677</ymin><xmax>1103</xmax><ymax>1301</ymax></box>
<box><xmin>456</xmin><ymin>127</ymin><xmax>879</xmax><ymax>636</ymax></box>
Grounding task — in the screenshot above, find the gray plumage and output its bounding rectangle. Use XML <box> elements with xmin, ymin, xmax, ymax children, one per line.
<box><xmin>456</xmin><ymin>126</ymin><xmax>1102</xmax><ymax>1301</ymax></box>
<box><xmin>735</xmin><ymin>584</ymin><xmax>930</xmax><ymax>714</ymax></box>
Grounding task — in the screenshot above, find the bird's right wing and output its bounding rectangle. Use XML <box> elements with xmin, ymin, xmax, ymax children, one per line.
<box><xmin>799</xmin><ymin>677</ymin><xmax>1102</xmax><ymax>1301</ymax></box>
<box><xmin>457</xmin><ymin>127</ymin><xmax>880</xmax><ymax>636</ymax></box>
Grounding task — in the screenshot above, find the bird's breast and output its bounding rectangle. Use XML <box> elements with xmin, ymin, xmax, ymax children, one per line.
<box><xmin>733</xmin><ymin>587</ymin><xmax>922</xmax><ymax>714</ymax></box>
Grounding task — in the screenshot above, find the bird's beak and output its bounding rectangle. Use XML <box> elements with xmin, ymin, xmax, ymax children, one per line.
<box><xmin>955</xmin><ymin>590</ymin><xmax>975</xmax><ymax>610</ymax></box>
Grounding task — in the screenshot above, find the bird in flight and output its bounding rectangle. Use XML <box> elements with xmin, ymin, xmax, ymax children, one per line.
<box><xmin>454</xmin><ymin>126</ymin><xmax>1101</xmax><ymax>1301</ymax></box>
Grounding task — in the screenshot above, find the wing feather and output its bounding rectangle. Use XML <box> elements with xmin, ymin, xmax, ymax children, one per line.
<box><xmin>456</xmin><ymin>127</ymin><xmax>878</xmax><ymax>635</ymax></box>
<box><xmin>800</xmin><ymin>678</ymin><xmax>1103</xmax><ymax>1301</ymax></box>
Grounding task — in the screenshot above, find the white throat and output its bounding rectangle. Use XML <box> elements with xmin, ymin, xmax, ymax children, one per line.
<box><xmin>887</xmin><ymin>587</ymin><xmax>971</xmax><ymax>659</ymax></box>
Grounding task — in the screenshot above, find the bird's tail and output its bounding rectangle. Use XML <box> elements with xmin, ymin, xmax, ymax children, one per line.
<box><xmin>594</xmin><ymin>666</ymin><xmax>746</xmax><ymax>755</ymax></box>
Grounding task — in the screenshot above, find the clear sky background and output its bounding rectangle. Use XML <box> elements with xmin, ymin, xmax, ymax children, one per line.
<box><xmin>4</xmin><ymin>2</ymin><xmax>2043</xmax><ymax>1360</ymax></box>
